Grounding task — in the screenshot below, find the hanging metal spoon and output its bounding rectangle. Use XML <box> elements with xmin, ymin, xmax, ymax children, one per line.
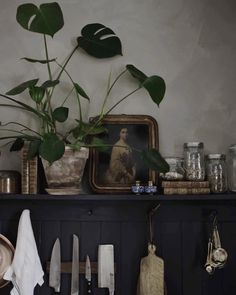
<box><xmin>205</xmin><ymin>238</ymin><xmax>215</xmax><ymax>275</ymax></box>
<box><xmin>212</xmin><ymin>226</ymin><xmax>228</xmax><ymax>268</ymax></box>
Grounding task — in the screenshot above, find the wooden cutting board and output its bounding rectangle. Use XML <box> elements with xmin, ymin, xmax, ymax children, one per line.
<box><xmin>137</xmin><ymin>243</ymin><xmax>164</xmax><ymax>295</ymax></box>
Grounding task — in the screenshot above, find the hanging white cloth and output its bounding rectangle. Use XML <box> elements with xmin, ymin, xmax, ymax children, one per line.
<box><xmin>3</xmin><ymin>209</ymin><xmax>44</xmax><ymax>295</ymax></box>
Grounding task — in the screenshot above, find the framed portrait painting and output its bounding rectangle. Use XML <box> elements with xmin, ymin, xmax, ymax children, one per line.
<box><xmin>89</xmin><ymin>114</ymin><xmax>159</xmax><ymax>193</ymax></box>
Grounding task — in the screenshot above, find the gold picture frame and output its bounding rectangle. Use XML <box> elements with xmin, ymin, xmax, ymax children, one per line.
<box><xmin>89</xmin><ymin>114</ymin><xmax>159</xmax><ymax>193</ymax></box>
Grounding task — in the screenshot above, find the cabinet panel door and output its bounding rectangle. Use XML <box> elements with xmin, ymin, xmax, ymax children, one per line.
<box><xmin>182</xmin><ymin>222</ymin><xmax>204</xmax><ymax>295</ymax></box>
<box><xmin>121</xmin><ymin>221</ymin><xmax>147</xmax><ymax>295</ymax></box>
<box><xmin>161</xmin><ymin>222</ymin><xmax>182</xmax><ymax>295</ymax></box>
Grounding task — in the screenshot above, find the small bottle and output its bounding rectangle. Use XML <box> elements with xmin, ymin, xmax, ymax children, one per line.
<box><xmin>183</xmin><ymin>142</ymin><xmax>205</xmax><ymax>181</ymax></box>
<box><xmin>144</xmin><ymin>180</ymin><xmax>157</xmax><ymax>194</ymax></box>
<box><xmin>131</xmin><ymin>180</ymin><xmax>144</xmax><ymax>195</ymax></box>
<box><xmin>206</xmin><ymin>154</ymin><xmax>227</xmax><ymax>193</ymax></box>
<box><xmin>228</xmin><ymin>145</ymin><xmax>236</xmax><ymax>192</ymax></box>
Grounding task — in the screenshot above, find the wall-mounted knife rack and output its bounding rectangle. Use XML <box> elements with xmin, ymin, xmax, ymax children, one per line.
<box><xmin>46</xmin><ymin>262</ymin><xmax>116</xmax><ymax>274</ymax></box>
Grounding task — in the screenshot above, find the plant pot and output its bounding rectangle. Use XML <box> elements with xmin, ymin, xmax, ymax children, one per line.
<box><xmin>41</xmin><ymin>146</ymin><xmax>89</xmax><ymax>195</ymax></box>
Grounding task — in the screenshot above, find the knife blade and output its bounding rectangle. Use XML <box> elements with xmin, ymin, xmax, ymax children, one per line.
<box><xmin>49</xmin><ymin>238</ymin><xmax>61</xmax><ymax>293</ymax></box>
<box><xmin>71</xmin><ymin>234</ymin><xmax>79</xmax><ymax>295</ymax></box>
<box><xmin>98</xmin><ymin>245</ymin><xmax>115</xmax><ymax>295</ymax></box>
<box><xmin>85</xmin><ymin>255</ymin><xmax>92</xmax><ymax>294</ymax></box>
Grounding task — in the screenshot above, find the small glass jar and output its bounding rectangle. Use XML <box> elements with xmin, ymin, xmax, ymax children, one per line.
<box><xmin>228</xmin><ymin>144</ymin><xmax>236</xmax><ymax>192</ymax></box>
<box><xmin>183</xmin><ymin>142</ymin><xmax>205</xmax><ymax>181</ymax></box>
<box><xmin>160</xmin><ymin>157</ymin><xmax>184</xmax><ymax>180</ymax></box>
<box><xmin>206</xmin><ymin>154</ymin><xmax>227</xmax><ymax>193</ymax></box>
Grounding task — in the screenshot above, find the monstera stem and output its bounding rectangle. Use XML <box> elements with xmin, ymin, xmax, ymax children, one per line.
<box><xmin>49</xmin><ymin>45</ymin><xmax>80</xmax><ymax>114</ymax></box>
<box><xmin>74</xmin><ymin>86</ymin><xmax>142</xmax><ymax>142</ymax></box>
<box><xmin>1</xmin><ymin>122</ymin><xmax>41</xmax><ymax>137</ymax></box>
<box><xmin>55</xmin><ymin>61</ymin><xmax>82</xmax><ymax>122</ymax></box>
<box><xmin>100</xmin><ymin>69</ymin><xmax>127</xmax><ymax>118</ymax></box>
<box><xmin>44</xmin><ymin>34</ymin><xmax>52</xmax><ymax>81</ymax></box>
<box><xmin>43</xmin><ymin>34</ymin><xmax>56</xmax><ymax>132</ymax></box>
<box><xmin>56</xmin><ymin>44</ymin><xmax>79</xmax><ymax>81</ymax></box>
<box><xmin>105</xmin><ymin>86</ymin><xmax>142</xmax><ymax>115</ymax></box>
<box><xmin>61</xmin><ymin>87</ymin><xmax>74</xmax><ymax>106</ymax></box>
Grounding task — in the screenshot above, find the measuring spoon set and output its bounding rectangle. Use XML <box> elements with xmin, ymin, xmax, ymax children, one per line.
<box><xmin>205</xmin><ymin>217</ymin><xmax>228</xmax><ymax>275</ymax></box>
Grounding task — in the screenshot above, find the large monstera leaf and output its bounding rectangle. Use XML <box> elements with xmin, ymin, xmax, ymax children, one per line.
<box><xmin>16</xmin><ymin>2</ymin><xmax>64</xmax><ymax>37</ymax></box>
<box><xmin>77</xmin><ymin>23</ymin><xmax>122</xmax><ymax>58</ymax></box>
<box><xmin>126</xmin><ymin>64</ymin><xmax>166</xmax><ymax>107</ymax></box>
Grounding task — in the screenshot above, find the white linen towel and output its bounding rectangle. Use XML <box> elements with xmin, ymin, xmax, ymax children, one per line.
<box><xmin>3</xmin><ymin>209</ymin><xmax>44</xmax><ymax>295</ymax></box>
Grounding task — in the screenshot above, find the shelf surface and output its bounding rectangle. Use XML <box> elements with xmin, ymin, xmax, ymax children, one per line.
<box><xmin>0</xmin><ymin>193</ymin><xmax>235</xmax><ymax>201</ymax></box>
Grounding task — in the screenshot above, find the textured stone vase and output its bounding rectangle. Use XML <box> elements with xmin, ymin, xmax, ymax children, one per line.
<box><xmin>41</xmin><ymin>147</ymin><xmax>89</xmax><ymax>194</ymax></box>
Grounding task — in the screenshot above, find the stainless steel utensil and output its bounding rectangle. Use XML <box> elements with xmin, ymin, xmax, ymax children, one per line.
<box><xmin>98</xmin><ymin>245</ymin><xmax>115</xmax><ymax>295</ymax></box>
<box><xmin>204</xmin><ymin>238</ymin><xmax>215</xmax><ymax>275</ymax></box>
<box><xmin>85</xmin><ymin>255</ymin><xmax>92</xmax><ymax>294</ymax></box>
<box><xmin>0</xmin><ymin>170</ymin><xmax>21</xmax><ymax>193</ymax></box>
<box><xmin>212</xmin><ymin>226</ymin><xmax>228</xmax><ymax>268</ymax></box>
<box><xmin>71</xmin><ymin>234</ymin><xmax>79</xmax><ymax>295</ymax></box>
<box><xmin>205</xmin><ymin>217</ymin><xmax>228</xmax><ymax>274</ymax></box>
<box><xmin>49</xmin><ymin>238</ymin><xmax>61</xmax><ymax>293</ymax></box>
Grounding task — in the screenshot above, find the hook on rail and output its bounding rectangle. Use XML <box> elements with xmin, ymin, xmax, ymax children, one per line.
<box><xmin>148</xmin><ymin>203</ymin><xmax>160</xmax><ymax>245</ymax></box>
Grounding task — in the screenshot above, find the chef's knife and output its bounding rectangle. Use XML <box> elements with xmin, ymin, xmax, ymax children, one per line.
<box><xmin>49</xmin><ymin>238</ymin><xmax>61</xmax><ymax>293</ymax></box>
<box><xmin>71</xmin><ymin>234</ymin><xmax>79</xmax><ymax>295</ymax></box>
<box><xmin>98</xmin><ymin>245</ymin><xmax>115</xmax><ymax>295</ymax></box>
<box><xmin>85</xmin><ymin>255</ymin><xmax>92</xmax><ymax>294</ymax></box>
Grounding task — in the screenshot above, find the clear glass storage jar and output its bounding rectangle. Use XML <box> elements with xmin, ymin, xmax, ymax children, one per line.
<box><xmin>183</xmin><ymin>142</ymin><xmax>205</xmax><ymax>181</ymax></box>
<box><xmin>228</xmin><ymin>144</ymin><xmax>236</xmax><ymax>192</ymax></box>
<box><xmin>160</xmin><ymin>157</ymin><xmax>185</xmax><ymax>180</ymax></box>
<box><xmin>206</xmin><ymin>154</ymin><xmax>227</xmax><ymax>193</ymax></box>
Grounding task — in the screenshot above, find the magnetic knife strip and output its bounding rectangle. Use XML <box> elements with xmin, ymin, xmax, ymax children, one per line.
<box><xmin>46</xmin><ymin>262</ymin><xmax>116</xmax><ymax>274</ymax></box>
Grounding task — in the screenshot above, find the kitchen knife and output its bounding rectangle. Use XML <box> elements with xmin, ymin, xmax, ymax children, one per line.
<box><xmin>71</xmin><ymin>234</ymin><xmax>79</xmax><ymax>295</ymax></box>
<box><xmin>85</xmin><ymin>255</ymin><xmax>92</xmax><ymax>294</ymax></box>
<box><xmin>98</xmin><ymin>245</ymin><xmax>115</xmax><ymax>295</ymax></box>
<box><xmin>49</xmin><ymin>238</ymin><xmax>61</xmax><ymax>293</ymax></box>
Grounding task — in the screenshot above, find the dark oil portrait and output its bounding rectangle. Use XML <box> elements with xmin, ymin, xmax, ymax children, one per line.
<box><xmin>89</xmin><ymin>115</ymin><xmax>158</xmax><ymax>193</ymax></box>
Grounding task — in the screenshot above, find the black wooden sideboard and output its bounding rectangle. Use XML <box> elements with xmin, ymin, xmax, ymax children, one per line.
<box><xmin>0</xmin><ymin>193</ymin><xmax>235</xmax><ymax>295</ymax></box>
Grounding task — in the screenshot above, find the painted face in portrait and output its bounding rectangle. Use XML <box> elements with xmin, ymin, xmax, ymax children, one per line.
<box><xmin>119</xmin><ymin>128</ymin><xmax>128</xmax><ymax>141</ymax></box>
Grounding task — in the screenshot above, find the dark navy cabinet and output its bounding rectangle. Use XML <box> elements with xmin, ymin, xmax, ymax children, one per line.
<box><xmin>0</xmin><ymin>194</ymin><xmax>236</xmax><ymax>295</ymax></box>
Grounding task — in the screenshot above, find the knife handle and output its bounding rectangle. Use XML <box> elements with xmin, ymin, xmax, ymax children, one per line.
<box><xmin>87</xmin><ymin>280</ymin><xmax>92</xmax><ymax>294</ymax></box>
<box><xmin>93</xmin><ymin>288</ymin><xmax>109</xmax><ymax>295</ymax></box>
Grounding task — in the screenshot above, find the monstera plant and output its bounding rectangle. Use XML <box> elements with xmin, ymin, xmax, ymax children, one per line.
<box><xmin>0</xmin><ymin>2</ymin><xmax>169</xmax><ymax>174</ymax></box>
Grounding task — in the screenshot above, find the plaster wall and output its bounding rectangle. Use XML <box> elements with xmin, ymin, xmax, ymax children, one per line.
<box><xmin>0</xmin><ymin>0</ymin><xmax>236</xmax><ymax>171</ymax></box>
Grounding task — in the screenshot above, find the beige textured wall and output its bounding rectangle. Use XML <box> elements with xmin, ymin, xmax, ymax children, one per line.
<box><xmin>0</xmin><ymin>0</ymin><xmax>236</xmax><ymax>171</ymax></box>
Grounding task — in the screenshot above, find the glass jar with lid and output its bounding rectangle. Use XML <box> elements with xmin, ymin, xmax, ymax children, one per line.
<box><xmin>159</xmin><ymin>157</ymin><xmax>185</xmax><ymax>180</ymax></box>
<box><xmin>228</xmin><ymin>144</ymin><xmax>236</xmax><ymax>192</ymax></box>
<box><xmin>206</xmin><ymin>154</ymin><xmax>227</xmax><ymax>193</ymax></box>
<box><xmin>183</xmin><ymin>142</ymin><xmax>205</xmax><ymax>181</ymax></box>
